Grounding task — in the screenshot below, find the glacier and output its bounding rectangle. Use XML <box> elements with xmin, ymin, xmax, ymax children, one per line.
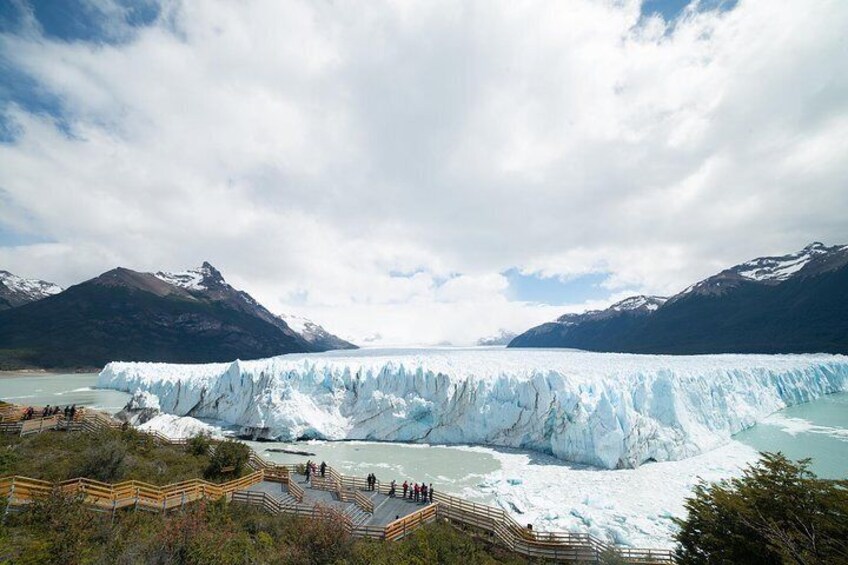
<box><xmin>97</xmin><ymin>348</ymin><xmax>848</xmax><ymax>469</ymax></box>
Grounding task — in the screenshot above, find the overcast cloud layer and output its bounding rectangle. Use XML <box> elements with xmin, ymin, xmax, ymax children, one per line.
<box><xmin>1</xmin><ymin>0</ymin><xmax>847</xmax><ymax>346</ymax></box>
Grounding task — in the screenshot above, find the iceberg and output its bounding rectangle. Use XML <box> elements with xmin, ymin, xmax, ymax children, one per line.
<box><xmin>97</xmin><ymin>348</ymin><xmax>848</xmax><ymax>469</ymax></box>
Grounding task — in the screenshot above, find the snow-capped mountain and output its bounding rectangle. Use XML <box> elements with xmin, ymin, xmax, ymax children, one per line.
<box><xmin>0</xmin><ymin>270</ymin><xmax>62</xmax><ymax>310</ymax></box>
<box><xmin>510</xmin><ymin>242</ymin><xmax>848</xmax><ymax>354</ymax></box>
<box><xmin>279</xmin><ymin>313</ymin><xmax>356</xmax><ymax>351</ymax></box>
<box><xmin>154</xmin><ymin>264</ymin><xmax>212</xmax><ymax>291</ymax></box>
<box><xmin>476</xmin><ymin>329</ymin><xmax>518</xmax><ymax>346</ymax></box>
<box><xmin>555</xmin><ymin>295</ymin><xmax>668</xmax><ymax>327</ymax></box>
<box><xmin>156</xmin><ymin>263</ymin><xmax>355</xmax><ymax>351</ymax></box>
<box><xmin>0</xmin><ymin>262</ymin><xmax>354</xmax><ymax>369</ymax></box>
<box><xmin>674</xmin><ymin>241</ymin><xmax>848</xmax><ymax>300</ymax></box>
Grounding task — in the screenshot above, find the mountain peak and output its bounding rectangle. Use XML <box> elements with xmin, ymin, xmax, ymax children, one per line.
<box><xmin>803</xmin><ymin>241</ymin><xmax>827</xmax><ymax>251</ymax></box>
<box><xmin>609</xmin><ymin>295</ymin><xmax>668</xmax><ymax>312</ymax></box>
<box><xmin>155</xmin><ymin>262</ymin><xmax>226</xmax><ymax>292</ymax></box>
<box><xmin>0</xmin><ymin>270</ymin><xmax>63</xmax><ymax>310</ymax></box>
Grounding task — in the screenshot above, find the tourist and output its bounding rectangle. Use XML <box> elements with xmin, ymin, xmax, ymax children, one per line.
<box><xmin>320</xmin><ymin>461</ymin><xmax>326</xmax><ymax>477</ymax></box>
<box><xmin>421</xmin><ymin>483</ymin><xmax>427</xmax><ymax>504</ymax></box>
<box><xmin>429</xmin><ymin>483</ymin><xmax>434</xmax><ymax>503</ymax></box>
<box><xmin>414</xmin><ymin>483</ymin><xmax>420</xmax><ymax>502</ymax></box>
<box><xmin>402</xmin><ymin>480</ymin><xmax>408</xmax><ymax>499</ymax></box>
<box><xmin>305</xmin><ymin>460</ymin><xmax>312</xmax><ymax>481</ymax></box>
<box><xmin>69</xmin><ymin>405</ymin><xmax>76</xmax><ymax>420</ymax></box>
<box><xmin>63</xmin><ymin>406</ymin><xmax>70</xmax><ymax>419</ymax></box>
<box><xmin>408</xmin><ymin>481</ymin><xmax>414</xmax><ymax>500</ymax></box>
<box><xmin>42</xmin><ymin>405</ymin><xmax>50</xmax><ymax>418</ymax></box>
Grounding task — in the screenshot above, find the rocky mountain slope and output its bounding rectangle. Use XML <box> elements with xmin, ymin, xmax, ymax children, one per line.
<box><xmin>0</xmin><ymin>262</ymin><xmax>354</xmax><ymax>369</ymax></box>
<box><xmin>509</xmin><ymin>243</ymin><xmax>848</xmax><ymax>354</ymax></box>
<box><xmin>0</xmin><ymin>270</ymin><xmax>62</xmax><ymax>310</ymax></box>
<box><xmin>278</xmin><ymin>313</ymin><xmax>356</xmax><ymax>352</ymax></box>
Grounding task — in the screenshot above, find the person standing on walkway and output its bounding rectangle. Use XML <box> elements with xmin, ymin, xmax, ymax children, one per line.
<box><xmin>421</xmin><ymin>483</ymin><xmax>427</xmax><ymax>504</ymax></box>
<box><xmin>320</xmin><ymin>461</ymin><xmax>326</xmax><ymax>477</ymax></box>
<box><xmin>429</xmin><ymin>484</ymin><xmax>434</xmax><ymax>504</ymax></box>
<box><xmin>414</xmin><ymin>483</ymin><xmax>420</xmax><ymax>502</ymax></box>
<box><xmin>402</xmin><ymin>480</ymin><xmax>408</xmax><ymax>499</ymax></box>
<box><xmin>389</xmin><ymin>480</ymin><xmax>396</xmax><ymax>497</ymax></box>
<box><xmin>305</xmin><ymin>460</ymin><xmax>312</xmax><ymax>482</ymax></box>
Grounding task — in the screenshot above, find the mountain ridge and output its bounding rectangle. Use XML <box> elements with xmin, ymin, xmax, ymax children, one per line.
<box><xmin>0</xmin><ymin>262</ymin><xmax>355</xmax><ymax>370</ymax></box>
<box><xmin>509</xmin><ymin>243</ymin><xmax>848</xmax><ymax>354</ymax></box>
<box><xmin>0</xmin><ymin>270</ymin><xmax>63</xmax><ymax>310</ymax></box>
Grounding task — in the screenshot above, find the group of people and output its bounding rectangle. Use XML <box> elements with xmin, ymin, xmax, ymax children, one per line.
<box><xmin>399</xmin><ymin>480</ymin><xmax>434</xmax><ymax>504</ymax></box>
<box><xmin>304</xmin><ymin>460</ymin><xmax>328</xmax><ymax>481</ymax></box>
<box><xmin>366</xmin><ymin>473</ymin><xmax>378</xmax><ymax>491</ymax></box>
<box><xmin>21</xmin><ymin>404</ymin><xmax>76</xmax><ymax>421</ymax></box>
<box><xmin>302</xmin><ymin>460</ymin><xmax>434</xmax><ymax>504</ymax></box>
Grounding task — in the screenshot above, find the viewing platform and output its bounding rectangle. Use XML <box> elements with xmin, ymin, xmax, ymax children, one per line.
<box><xmin>0</xmin><ymin>401</ymin><xmax>673</xmax><ymax>564</ymax></box>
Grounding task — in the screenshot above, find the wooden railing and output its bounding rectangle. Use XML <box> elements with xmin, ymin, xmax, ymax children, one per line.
<box><xmin>353</xmin><ymin>489</ymin><xmax>374</xmax><ymax>513</ymax></box>
<box><xmin>0</xmin><ymin>401</ymin><xmax>674</xmax><ymax>563</ymax></box>
<box><xmin>384</xmin><ymin>503</ymin><xmax>438</xmax><ymax>541</ymax></box>
<box><xmin>287</xmin><ymin>476</ymin><xmax>305</xmax><ymax>503</ymax></box>
<box><xmin>0</xmin><ymin>470</ymin><xmax>265</xmax><ymax>514</ymax></box>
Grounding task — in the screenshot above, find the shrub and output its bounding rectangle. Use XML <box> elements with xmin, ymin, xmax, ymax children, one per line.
<box><xmin>674</xmin><ymin>452</ymin><xmax>848</xmax><ymax>565</ymax></box>
<box><xmin>188</xmin><ymin>433</ymin><xmax>212</xmax><ymax>457</ymax></box>
<box><xmin>72</xmin><ymin>438</ymin><xmax>127</xmax><ymax>482</ymax></box>
<box><xmin>204</xmin><ymin>440</ymin><xmax>250</xmax><ymax>481</ymax></box>
<box><xmin>12</xmin><ymin>491</ymin><xmax>97</xmax><ymax>564</ymax></box>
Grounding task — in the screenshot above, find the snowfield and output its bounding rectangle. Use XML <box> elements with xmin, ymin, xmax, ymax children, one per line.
<box><xmin>97</xmin><ymin>348</ymin><xmax>848</xmax><ymax>469</ymax></box>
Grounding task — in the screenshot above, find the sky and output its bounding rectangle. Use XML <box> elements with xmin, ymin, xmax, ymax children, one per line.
<box><xmin>1</xmin><ymin>0</ymin><xmax>847</xmax><ymax>346</ymax></box>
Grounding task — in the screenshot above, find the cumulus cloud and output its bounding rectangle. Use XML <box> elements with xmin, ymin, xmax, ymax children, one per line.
<box><xmin>0</xmin><ymin>0</ymin><xmax>846</xmax><ymax>345</ymax></box>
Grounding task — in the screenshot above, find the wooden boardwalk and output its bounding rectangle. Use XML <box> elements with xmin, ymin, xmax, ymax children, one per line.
<box><xmin>0</xmin><ymin>402</ymin><xmax>674</xmax><ymax>564</ymax></box>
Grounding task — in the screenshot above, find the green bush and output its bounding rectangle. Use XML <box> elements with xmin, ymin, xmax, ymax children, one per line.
<box><xmin>204</xmin><ymin>440</ymin><xmax>250</xmax><ymax>481</ymax></box>
<box><xmin>0</xmin><ymin>428</ymin><xmax>212</xmax><ymax>484</ymax></box>
<box><xmin>72</xmin><ymin>438</ymin><xmax>128</xmax><ymax>482</ymax></box>
<box><xmin>188</xmin><ymin>433</ymin><xmax>212</xmax><ymax>456</ymax></box>
<box><xmin>675</xmin><ymin>452</ymin><xmax>848</xmax><ymax>565</ymax></box>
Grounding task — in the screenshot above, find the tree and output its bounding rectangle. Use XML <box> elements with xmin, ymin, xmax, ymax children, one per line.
<box><xmin>204</xmin><ymin>440</ymin><xmax>250</xmax><ymax>480</ymax></box>
<box><xmin>675</xmin><ymin>452</ymin><xmax>848</xmax><ymax>564</ymax></box>
<box><xmin>187</xmin><ymin>432</ymin><xmax>212</xmax><ymax>456</ymax></box>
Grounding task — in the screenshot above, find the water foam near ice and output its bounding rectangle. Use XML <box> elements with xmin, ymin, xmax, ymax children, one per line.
<box><xmin>97</xmin><ymin>348</ymin><xmax>848</xmax><ymax>469</ymax></box>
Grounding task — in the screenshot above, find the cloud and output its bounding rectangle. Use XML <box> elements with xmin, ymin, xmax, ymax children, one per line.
<box><xmin>0</xmin><ymin>0</ymin><xmax>847</xmax><ymax>345</ymax></box>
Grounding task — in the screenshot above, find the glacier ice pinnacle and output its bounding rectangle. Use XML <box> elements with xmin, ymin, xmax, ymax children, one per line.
<box><xmin>97</xmin><ymin>349</ymin><xmax>848</xmax><ymax>469</ymax></box>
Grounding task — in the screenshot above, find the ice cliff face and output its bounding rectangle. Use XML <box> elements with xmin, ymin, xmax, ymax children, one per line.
<box><xmin>97</xmin><ymin>349</ymin><xmax>848</xmax><ymax>469</ymax></box>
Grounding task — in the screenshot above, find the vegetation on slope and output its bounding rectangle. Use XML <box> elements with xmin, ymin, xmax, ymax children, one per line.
<box><xmin>674</xmin><ymin>453</ymin><xmax>848</xmax><ymax>564</ymax></box>
<box><xmin>0</xmin><ymin>428</ymin><xmax>249</xmax><ymax>484</ymax></box>
<box><xmin>0</xmin><ymin>429</ymin><xmax>528</xmax><ymax>564</ymax></box>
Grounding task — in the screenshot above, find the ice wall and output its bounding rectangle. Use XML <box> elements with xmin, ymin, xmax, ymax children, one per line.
<box><xmin>97</xmin><ymin>349</ymin><xmax>848</xmax><ymax>469</ymax></box>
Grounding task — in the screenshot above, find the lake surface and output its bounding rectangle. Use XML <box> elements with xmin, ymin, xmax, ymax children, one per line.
<box><xmin>1</xmin><ymin>370</ymin><xmax>845</xmax><ymax>547</ymax></box>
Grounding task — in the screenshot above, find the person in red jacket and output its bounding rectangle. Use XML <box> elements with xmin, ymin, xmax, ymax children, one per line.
<box><xmin>402</xmin><ymin>480</ymin><xmax>408</xmax><ymax>499</ymax></box>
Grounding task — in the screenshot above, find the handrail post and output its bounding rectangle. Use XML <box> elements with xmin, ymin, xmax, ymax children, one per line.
<box><xmin>2</xmin><ymin>478</ymin><xmax>15</xmax><ymax>524</ymax></box>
